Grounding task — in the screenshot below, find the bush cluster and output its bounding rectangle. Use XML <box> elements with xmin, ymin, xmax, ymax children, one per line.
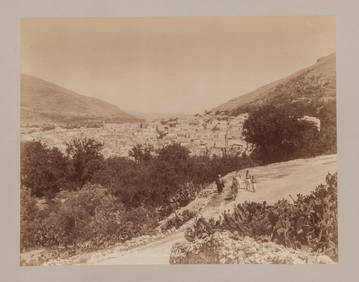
<box><xmin>21</xmin><ymin>139</ymin><xmax>255</xmax><ymax>208</ymax></box>
<box><xmin>21</xmin><ymin>139</ymin><xmax>255</xmax><ymax>251</ymax></box>
<box><xmin>20</xmin><ymin>184</ymin><xmax>159</xmax><ymax>251</ymax></box>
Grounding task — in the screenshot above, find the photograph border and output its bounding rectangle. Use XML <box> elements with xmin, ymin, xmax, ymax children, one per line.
<box><xmin>1</xmin><ymin>0</ymin><xmax>358</xmax><ymax>281</ymax></box>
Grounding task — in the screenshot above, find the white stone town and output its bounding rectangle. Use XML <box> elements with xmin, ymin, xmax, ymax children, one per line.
<box><xmin>21</xmin><ymin>113</ymin><xmax>252</xmax><ymax>158</ymax></box>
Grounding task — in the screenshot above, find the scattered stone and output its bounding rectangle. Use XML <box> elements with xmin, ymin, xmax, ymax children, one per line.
<box><xmin>169</xmin><ymin>231</ymin><xmax>335</xmax><ymax>264</ymax></box>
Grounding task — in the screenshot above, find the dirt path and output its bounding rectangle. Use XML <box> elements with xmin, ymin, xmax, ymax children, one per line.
<box><xmin>45</xmin><ymin>154</ymin><xmax>337</xmax><ymax>265</ymax></box>
<box><xmin>200</xmin><ymin>154</ymin><xmax>337</xmax><ymax>219</ymax></box>
<box><xmin>86</xmin><ymin>232</ymin><xmax>184</xmax><ymax>265</ymax></box>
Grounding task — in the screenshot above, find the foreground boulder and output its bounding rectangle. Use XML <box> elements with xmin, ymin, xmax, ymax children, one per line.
<box><xmin>169</xmin><ymin>231</ymin><xmax>335</xmax><ymax>264</ymax></box>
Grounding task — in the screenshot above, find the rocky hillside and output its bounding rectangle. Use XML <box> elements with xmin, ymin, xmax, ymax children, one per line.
<box><xmin>21</xmin><ymin>74</ymin><xmax>141</xmax><ymax>126</ymax></box>
<box><xmin>211</xmin><ymin>53</ymin><xmax>336</xmax><ymax>115</ymax></box>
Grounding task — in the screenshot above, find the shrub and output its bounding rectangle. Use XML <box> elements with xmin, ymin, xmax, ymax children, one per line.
<box><xmin>161</xmin><ymin>209</ymin><xmax>196</xmax><ymax>232</ymax></box>
<box><xmin>129</xmin><ymin>144</ymin><xmax>154</xmax><ymax>163</ymax></box>
<box><xmin>65</xmin><ymin>138</ymin><xmax>104</xmax><ymax>186</ymax></box>
<box><xmin>20</xmin><ymin>183</ymin><xmax>160</xmax><ymax>251</ymax></box>
<box><xmin>20</xmin><ymin>186</ymin><xmax>39</xmax><ymax>251</ymax></box>
<box><xmin>317</xmin><ymin>100</ymin><xmax>337</xmax><ymax>154</ymax></box>
<box><xmin>21</xmin><ymin>141</ymin><xmax>70</xmax><ymax>197</ymax></box>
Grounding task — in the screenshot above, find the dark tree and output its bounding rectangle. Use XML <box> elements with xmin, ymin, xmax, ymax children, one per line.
<box><xmin>243</xmin><ymin>105</ymin><xmax>320</xmax><ymax>163</ymax></box>
<box><xmin>65</xmin><ymin>138</ymin><xmax>104</xmax><ymax>186</ymax></box>
<box><xmin>317</xmin><ymin>100</ymin><xmax>337</xmax><ymax>154</ymax></box>
<box><xmin>129</xmin><ymin>144</ymin><xmax>154</xmax><ymax>164</ymax></box>
<box><xmin>21</xmin><ymin>141</ymin><xmax>68</xmax><ymax>197</ymax></box>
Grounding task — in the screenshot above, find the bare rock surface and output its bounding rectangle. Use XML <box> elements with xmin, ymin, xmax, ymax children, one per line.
<box><xmin>170</xmin><ymin>231</ymin><xmax>335</xmax><ymax>264</ymax></box>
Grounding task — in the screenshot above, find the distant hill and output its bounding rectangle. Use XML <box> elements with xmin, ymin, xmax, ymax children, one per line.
<box><xmin>21</xmin><ymin>74</ymin><xmax>141</xmax><ymax>126</ymax></box>
<box><xmin>211</xmin><ymin>53</ymin><xmax>336</xmax><ymax>115</ymax></box>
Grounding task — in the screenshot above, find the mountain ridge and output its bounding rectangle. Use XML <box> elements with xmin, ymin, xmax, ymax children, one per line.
<box><xmin>211</xmin><ymin>53</ymin><xmax>336</xmax><ymax>114</ymax></box>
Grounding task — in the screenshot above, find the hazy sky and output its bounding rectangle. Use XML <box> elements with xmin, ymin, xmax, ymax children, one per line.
<box><xmin>21</xmin><ymin>16</ymin><xmax>335</xmax><ymax>114</ymax></box>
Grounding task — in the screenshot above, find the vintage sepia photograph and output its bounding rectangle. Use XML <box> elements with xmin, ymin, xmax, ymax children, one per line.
<box><xmin>20</xmin><ymin>16</ymin><xmax>337</xmax><ymax>265</ymax></box>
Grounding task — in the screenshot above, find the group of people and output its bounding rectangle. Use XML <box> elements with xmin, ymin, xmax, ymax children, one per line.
<box><xmin>215</xmin><ymin>170</ymin><xmax>257</xmax><ymax>199</ymax></box>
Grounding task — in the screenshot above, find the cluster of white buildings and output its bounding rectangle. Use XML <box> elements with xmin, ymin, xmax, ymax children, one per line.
<box><xmin>21</xmin><ymin>113</ymin><xmax>252</xmax><ymax>158</ymax></box>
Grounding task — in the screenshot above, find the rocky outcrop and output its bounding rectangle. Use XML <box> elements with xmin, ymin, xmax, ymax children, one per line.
<box><xmin>169</xmin><ymin>231</ymin><xmax>335</xmax><ymax>264</ymax></box>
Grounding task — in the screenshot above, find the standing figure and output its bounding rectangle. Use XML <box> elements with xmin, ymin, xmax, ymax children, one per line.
<box><xmin>251</xmin><ymin>175</ymin><xmax>257</xmax><ymax>192</ymax></box>
<box><xmin>215</xmin><ymin>174</ymin><xmax>224</xmax><ymax>194</ymax></box>
<box><xmin>235</xmin><ymin>172</ymin><xmax>243</xmax><ymax>190</ymax></box>
<box><xmin>245</xmin><ymin>170</ymin><xmax>251</xmax><ymax>191</ymax></box>
<box><xmin>231</xmin><ymin>176</ymin><xmax>239</xmax><ymax>199</ymax></box>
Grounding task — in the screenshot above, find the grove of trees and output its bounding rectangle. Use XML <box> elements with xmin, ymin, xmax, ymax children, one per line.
<box><xmin>243</xmin><ymin>101</ymin><xmax>336</xmax><ymax>164</ymax></box>
<box><xmin>20</xmin><ymin>139</ymin><xmax>256</xmax><ymax>252</ymax></box>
